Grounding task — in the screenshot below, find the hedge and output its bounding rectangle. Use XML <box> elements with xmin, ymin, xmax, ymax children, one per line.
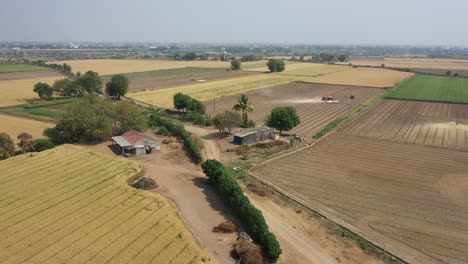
<box><xmin>149</xmin><ymin>114</ymin><xmax>203</xmax><ymax>164</ymax></box>
<box><xmin>312</xmin><ymin>117</ymin><xmax>345</xmax><ymax>139</ymax></box>
<box><xmin>201</xmin><ymin>160</ymin><xmax>282</xmax><ymax>261</ymax></box>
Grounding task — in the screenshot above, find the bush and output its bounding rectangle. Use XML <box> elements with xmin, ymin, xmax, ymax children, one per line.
<box><xmin>233</xmin><ymin>239</ymin><xmax>265</xmax><ymax>264</ymax></box>
<box><xmin>33</xmin><ymin>138</ymin><xmax>55</xmax><ymax>152</ymax></box>
<box><xmin>213</xmin><ymin>221</ymin><xmax>237</xmax><ymax>233</ymax></box>
<box><xmin>201</xmin><ymin>160</ymin><xmax>282</xmax><ymax>261</ymax></box>
<box><xmin>156</xmin><ymin>126</ymin><xmax>170</xmax><ymax>136</ymax></box>
<box><xmin>313</xmin><ymin>118</ymin><xmax>344</xmax><ymax>139</ymax></box>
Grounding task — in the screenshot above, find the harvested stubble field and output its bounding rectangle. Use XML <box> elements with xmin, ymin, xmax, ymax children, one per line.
<box><xmin>0</xmin><ymin>70</ymin><xmax>62</xmax><ymax>81</ymax></box>
<box><xmin>246</xmin><ymin>62</ymin><xmax>351</xmax><ymax>77</ymax></box>
<box><xmin>0</xmin><ymin>64</ymin><xmax>48</xmax><ymax>73</ymax></box>
<box><xmin>252</xmin><ymin>134</ymin><xmax>468</xmax><ymax>264</ymax></box>
<box><xmin>102</xmin><ymin>67</ymin><xmax>259</xmax><ymax>93</ymax></box>
<box><xmin>386</xmin><ymin>75</ymin><xmax>468</xmax><ymax>103</ymax></box>
<box><xmin>51</xmin><ymin>59</ymin><xmax>233</xmax><ymax>75</ymax></box>
<box><xmin>0</xmin><ymin>145</ymin><xmax>211</xmax><ymax>264</ymax></box>
<box><xmin>204</xmin><ymin>82</ymin><xmax>382</xmax><ymax>136</ymax></box>
<box><xmin>343</xmin><ymin>58</ymin><xmax>468</xmax><ymax>71</ymax></box>
<box><xmin>127</xmin><ymin>74</ymin><xmax>296</xmax><ymax>108</ymax></box>
<box><xmin>0</xmin><ymin>76</ymin><xmax>63</xmax><ymax>107</ymax></box>
<box><xmin>302</xmin><ymin>67</ymin><xmax>414</xmax><ymax>88</ymax></box>
<box><xmin>0</xmin><ymin>114</ymin><xmax>53</xmax><ymax>139</ymax></box>
<box><xmin>342</xmin><ymin>99</ymin><xmax>468</xmax><ymax>151</ymax></box>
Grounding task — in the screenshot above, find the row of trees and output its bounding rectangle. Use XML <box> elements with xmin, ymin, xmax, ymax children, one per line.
<box><xmin>33</xmin><ymin>61</ymin><xmax>74</xmax><ymax>77</ymax></box>
<box><xmin>0</xmin><ymin>132</ymin><xmax>55</xmax><ymax>160</ymax></box>
<box><xmin>173</xmin><ymin>92</ymin><xmax>207</xmax><ymax>121</ymax></box>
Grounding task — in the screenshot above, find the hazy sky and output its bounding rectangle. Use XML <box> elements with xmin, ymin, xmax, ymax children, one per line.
<box><xmin>1</xmin><ymin>0</ymin><xmax>467</xmax><ymax>46</ymax></box>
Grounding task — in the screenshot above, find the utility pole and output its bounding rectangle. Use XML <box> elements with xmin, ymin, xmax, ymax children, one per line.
<box><xmin>213</xmin><ymin>95</ymin><xmax>216</xmax><ymax>114</ymax></box>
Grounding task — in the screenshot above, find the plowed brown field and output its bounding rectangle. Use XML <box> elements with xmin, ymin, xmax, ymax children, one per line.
<box><xmin>205</xmin><ymin>82</ymin><xmax>382</xmax><ymax>136</ymax></box>
<box><xmin>252</xmin><ymin>134</ymin><xmax>468</xmax><ymax>264</ymax></box>
<box><xmin>342</xmin><ymin>99</ymin><xmax>468</xmax><ymax>150</ymax></box>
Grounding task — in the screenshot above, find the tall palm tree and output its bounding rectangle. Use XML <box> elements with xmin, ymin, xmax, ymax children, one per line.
<box><xmin>233</xmin><ymin>94</ymin><xmax>254</xmax><ymax>125</ymax></box>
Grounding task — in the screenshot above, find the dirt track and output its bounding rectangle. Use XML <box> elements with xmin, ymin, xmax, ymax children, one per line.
<box><xmin>252</xmin><ymin>134</ymin><xmax>468</xmax><ymax>264</ymax></box>
<box><xmin>204</xmin><ymin>82</ymin><xmax>382</xmax><ymax>137</ymax></box>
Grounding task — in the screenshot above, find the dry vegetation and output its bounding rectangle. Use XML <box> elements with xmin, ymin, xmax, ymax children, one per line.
<box><xmin>302</xmin><ymin>67</ymin><xmax>414</xmax><ymax>88</ymax></box>
<box><xmin>0</xmin><ymin>145</ymin><xmax>211</xmax><ymax>264</ymax></box>
<box><xmin>343</xmin><ymin>57</ymin><xmax>468</xmax><ymax>71</ymax></box>
<box><xmin>246</xmin><ymin>62</ymin><xmax>350</xmax><ymax>77</ymax></box>
<box><xmin>0</xmin><ymin>114</ymin><xmax>53</xmax><ymax>139</ymax></box>
<box><xmin>0</xmin><ymin>76</ymin><xmax>63</xmax><ymax>106</ymax></box>
<box><xmin>0</xmin><ymin>70</ymin><xmax>62</xmax><ymax>81</ymax></box>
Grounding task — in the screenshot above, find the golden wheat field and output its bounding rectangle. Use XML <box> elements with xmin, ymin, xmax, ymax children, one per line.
<box><xmin>246</xmin><ymin>62</ymin><xmax>351</xmax><ymax>77</ymax></box>
<box><xmin>0</xmin><ymin>76</ymin><xmax>63</xmax><ymax>107</ymax></box>
<box><xmin>127</xmin><ymin>74</ymin><xmax>296</xmax><ymax>108</ymax></box>
<box><xmin>50</xmin><ymin>59</ymin><xmax>234</xmax><ymax>75</ymax></box>
<box><xmin>302</xmin><ymin>67</ymin><xmax>414</xmax><ymax>87</ymax></box>
<box><xmin>0</xmin><ymin>145</ymin><xmax>212</xmax><ymax>264</ymax></box>
<box><xmin>0</xmin><ymin>114</ymin><xmax>53</xmax><ymax>139</ymax></box>
<box><xmin>341</xmin><ymin>58</ymin><xmax>468</xmax><ymax>70</ymax></box>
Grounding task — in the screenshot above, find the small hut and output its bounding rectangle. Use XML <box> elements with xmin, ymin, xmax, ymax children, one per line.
<box><xmin>232</xmin><ymin>126</ymin><xmax>276</xmax><ymax>145</ymax></box>
<box><xmin>112</xmin><ymin>130</ymin><xmax>160</xmax><ymax>156</ymax></box>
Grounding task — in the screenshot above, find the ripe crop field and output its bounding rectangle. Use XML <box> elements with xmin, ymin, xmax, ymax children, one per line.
<box><xmin>342</xmin><ymin>99</ymin><xmax>468</xmax><ymax>150</ymax></box>
<box><xmin>0</xmin><ymin>114</ymin><xmax>53</xmax><ymax>139</ymax></box>
<box><xmin>51</xmin><ymin>59</ymin><xmax>233</xmax><ymax>75</ymax></box>
<box><xmin>246</xmin><ymin>62</ymin><xmax>351</xmax><ymax>77</ymax></box>
<box><xmin>204</xmin><ymin>82</ymin><xmax>382</xmax><ymax>136</ymax></box>
<box><xmin>342</xmin><ymin>57</ymin><xmax>468</xmax><ymax>71</ymax></box>
<box><xmin>302</xmin><ymin>67</ymin><xmax>414</xmax><ymax>88</ymax></box>
<box><xmin>0</xmin><ymin>70</ymin><xmax>61</xmax><ymax>81</ymax></box>
<box><xmin>0</xmin><ymin>64</ymin><xmax>48</xmax><ymax>73</ymax></box>
<box><xmin>385</xmin><ymin>75</ymin><xmax>468</xmax><ymax>103</ymax></box>
<box><xmin>102</xmin><ymin>67</ymin><xmax>259</xmax><ymax>93</ymax></box>
<box><xmin>252</xmin><ymin>134</ymin><xmax>468</xmax><ymax>264</ymax></box>
<box><xmin>127</xmin><ymin>74</ymin><xmax>296</xmax><ymax>108</ymax></box>
<box><xmin>0</xmin><ymin>145</ymin><xmax>211</xmax><ymax>264</ymax></box>
<box><xmin>0</xmin><ymin>76</ymin><xmax>63</xmax><ymax>107</ymax></box>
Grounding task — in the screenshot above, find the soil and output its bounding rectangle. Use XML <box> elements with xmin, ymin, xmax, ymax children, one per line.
<box><xmin>410</xmin><ymin>68</ymin><xmax>468</xmax><ymax>77</ymax></box>
<box><xmin>0</xmin><ymin>70</ymin><xmax>62</xmax><ymax>81</ymax></box>
<box><xmin>204</xmin><ymin>82</ymin><xmax>382</xmax><ymax>137</ymax></box>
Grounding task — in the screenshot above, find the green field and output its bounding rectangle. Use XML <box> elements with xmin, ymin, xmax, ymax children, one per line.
<box><xmin>0</xmin><ymin>64</ymin><xmax>48</xmax><ymax>73</ymax></box>
<box><xmin>385</xmin><ymin>74</ymin><xmax>468</xmax><ymax>103</ymax></box>
<box><xmin>0</xmin><ymin>98</ymin><xmax>77</xmax><ymax>121</ymax></box>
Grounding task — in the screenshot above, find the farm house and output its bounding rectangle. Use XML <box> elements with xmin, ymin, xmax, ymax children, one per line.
<box><xmin>232</xmin><ymin>126</ymin><xmax>277</xmax><ymax>145</ymax></box>
<box><xmin>112</xmin><ymin>130</ymin><xmax>160</xmax><ymax>156</ymax></box>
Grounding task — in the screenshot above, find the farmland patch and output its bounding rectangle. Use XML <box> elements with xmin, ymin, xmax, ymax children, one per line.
<box><xmin>0</xmin><ymin>64</ymin><xmax>48</xmax><ymax>73</ymax></box>
<box><xmin>0</xmin><ymin>70</ymin><xmax>62</xmax><ymax>81</ymax></box>
<box><xmin>0</xmin><ymin>76</ymin><xmax>63</xmax><ymax>107</ymax></box>
<box><xmin>0</xmin><ymin>114</ymin><xmax>53</xmax><ymax>139</ymax></box>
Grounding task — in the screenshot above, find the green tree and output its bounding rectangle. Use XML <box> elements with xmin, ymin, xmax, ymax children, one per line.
<box><xmin>115</xmin><ymin>101</ymin><xmax>148</xmax><ymax>134</ymax></box>
<box><xmin>0</xmin><ymin>133</ymin><xmax>15</xmax><ymax>160</ymax></box>
<box><xmin>105</xmin><ymin>74</ymin><xmax>129</xmax><ymax>100</ymax></box>
<box><xmin>446</xmin><ymin>70</ymin><xmax>452</xmax><ymax>76</ymax></box>
<box><xmin>33</xmin><ymin>82</ymin><xmax>54</xmax><ymax>99</ymax></box>
<box><xmin>32</xmin><ymin>138</ymin><xmax>55</xmax><ymax>152</ymax></box>
<box><xmin>337</xmin><ymin>54</ymin><xmax>349</xmax><ymax>62</ymax></box>
<box><xmin>231</xmin><ymin>59</ymin><xmax>241</xmax><ymax>70</ymax></box>
<box><xmin>187</xmin><ymin>98</ymin><xmax>206</xmax><ymax>120</ymax></box>
<box><xmin>183</xmin><ymin>52</ymin><xmax>197</xmax><ymax>61</ymax></box>
<box><xmin>62</xmin><ymin>83</ymin><xmax>85</xmax><ymax>97</ymax></box>
<box><xmin>266</xmin><ymin>106</ymin><xmax>300</xmax><ymax>135</ymax></box>
<box><xmin>266</xmin><ymin>59</ymin><xmax>285</xmax><ymax>72</ymax></box>
<box><xmin>52</xmin><ymin>78</ymin><xmax>72</xmax><ymax>94</ymax></box>
<box><xmin>74</xmin><ymin>70</ymin><xmax>102</xmax><ymax>94</ymax></box>
<box><xmin>212</xmin><ymin>111</ymin><xmax>241</xmax><ymax>133</ymax></box>
<box><xmin>173</xmin><ymin>92</ymin><xmax>192</xmax><ymax>112</ymax></box>
<box><xmin>17</xmin><ymin>132</ymin><xmax>33</xmax><ymax>153</ymax></box>
<box><xmin>232</xmin><ymin>94</ymin><xmax>254</xmax><ymax>127</ymax></box>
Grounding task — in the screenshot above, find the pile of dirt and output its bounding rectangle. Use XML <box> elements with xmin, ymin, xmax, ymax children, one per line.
<box><xmin>213</xmin><ymin>221</ymin><xmax>237</xmax><ymax>233</ymax></box>
<box><xmin>232</xmin><ymin>239</ymin><xmax>264</xmax><ymax>264</ymax></box>
<box><xmin>132</xmin><ymin>177</ymin><xmax>158</xmax><ymax>190</ymax></box>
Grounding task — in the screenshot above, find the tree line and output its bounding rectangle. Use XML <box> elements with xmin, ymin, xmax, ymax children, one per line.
<box><xmin>0</xmin><ymin>132</ymin><xmax>55</xmax><ymax>160</ymax></box>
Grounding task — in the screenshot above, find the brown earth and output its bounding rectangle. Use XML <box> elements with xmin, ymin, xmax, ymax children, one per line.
<box><xmin>342</xmin><ymin>99</ymin><xmax>468</xmax><ymax>150</ymax></box>
<box><xmin>252</xmin><ymin>134</ymin><xmax>468</xmax><ymax>264</ymax></box>
<box><xmin>410</xmin><ymin>68</ymin><xmax>468</xmax><ymax>77</ymax></box>
<box><xmin>0</xmin><ymin>70</ymin><xmax>62</xmax><ymax>81</ymax></box>
<box><xmin>204</xmin><ymin>82</ymin><xmax>382</xmax><ymax>137</ymax></box>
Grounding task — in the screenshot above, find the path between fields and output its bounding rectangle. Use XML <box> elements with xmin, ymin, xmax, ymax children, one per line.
<box><xmin>185</xmin><ymin>124</ymin><xmax>339</xmax><ymax>264</ymax></box>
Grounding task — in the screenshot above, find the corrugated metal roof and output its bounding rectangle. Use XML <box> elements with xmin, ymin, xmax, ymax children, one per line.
<box><xmin>234</xmin><ymin>126</ymin><xmax>274</xmax><ymax>138</ymax></box>
<box><xmin>112</xmin><ymin>136</ymin><xmax>132</xmax><ymax>147</ymax></box>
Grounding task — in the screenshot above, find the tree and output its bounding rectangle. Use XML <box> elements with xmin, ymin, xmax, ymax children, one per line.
<box><xmin>183</xmin><ymin>52</ymin><xmax>197</xmax><ymax>61</ymax></box>
<box><xmin>74</xmin><ymin>70</ymin><xmax>102</xmax><ymax>94</ymax></box>
<box><xmin>446</xmin><ymin>70</ymin><xmax>452</xmax><ymax>76</ymax></box>
<box><xmin>32</xmin><ymin>138</ymin><xmax>55</xmax><ymax>152</ymax></box>
<box><xmin>105</xmin><ymin>74</ymin><xmax>129</xmax><ymax>100</ymax></box>
<box><xmin>232</xmin><ymin>94</ymin><xmax>254</xmax><ymax>127</ymax></box>
<box><xmin>266</xmin><ymin>106</ymin><xmax>301</xmax><ymax>135</ymax></box>
<box><xmin>114</xmin><ymin>101</ymin><xmax>148</xmax><ymax>134</ymax></box>
<box><xmin>33</xmin><ymin>82</ymin><xmax>54</xmax><ymax>99</ymax></box>
<box><xmin>17</xmin><ymin>132</ymin><xmax>33</xmax><ymax>153</ymax></box>
<box><xmin>52</xmin><ymin>78</ymin><xmax>72</xmax><ymax>94</ymax></box>
<box><xmin>231</xmin><ymin>59</ymin><xmax>241</xmax><ymax>70</ymax></box>
<box><xmin>337</xmin><ymin>54</ymin><xmax>349</xmax><ymax>62</ymax></box>
<box><xmin>266</xmin><ymin>59</ymin><xmax>285</xmax><ymax>72</ymax></box>
<box><xmin>0</xmin><ymin>133</ymin><xmax>15</xmax><ymax>160</ymax></box>
<box><xmin>213</xmin><ymin>111</ymin><xmax>241</xmax><ymax>133</ymax></box>
<box><xmin>173</xmin><ymin>92</ymin><xmax>192</xmax><ymax>112</ymax></box>
<box><xmin>187</xmin><ymin>98</ymin><xmax>206</xmax><ymax>120</ymax></box>
<box><xmin>62</xmin><ymin>83</ymin><xmax>84</xmax><ymax>97</ymax></box>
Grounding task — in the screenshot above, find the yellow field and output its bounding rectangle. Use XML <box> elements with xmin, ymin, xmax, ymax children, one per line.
<box><xmin>0</xmin><ymin>76</ymin><xmax>63</xmax><ymax>106</ymax></box>
<box><xmin>127</xmin><ymin>74</ymin><xmax>296</xmax><ymax>108</ymax></box>
<box><xmin>302</xmin><ymin>67</ymin><xmax>414</xmax><ymax>87</ymax></box>
<box><xmin>0</xmin><ymin>145</ymin><xmax>211</xmax><ymax>264</ymax></box>
<box><xmin>246</xmin><ymin>62</ymin><xmax>351</xmax><ymax>77</ymax></box>
<box><xmin>341</xmin><ymin>58</ymin><xmax>468</xmax><ymax>70</ymax></box>
<box><xmin>51</xmin><ymin>59</ymin><xmax>233</xmax><ymax>75</ymax></box>
<box><xmin>0</xmin><ymin>114</ymin><xmax>53</xmax><ymax>139</ymax></box>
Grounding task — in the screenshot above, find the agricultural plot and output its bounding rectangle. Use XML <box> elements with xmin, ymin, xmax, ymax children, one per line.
<box><xmin>252</xmin><ymin>134</ymin><xmax>468</xmax><ymax>264</ymax></box>
<box><xmin>51</xmin><ymin>59</ymin><xmax>232</xmax><ymax>75</ymax></box>
<box><xmin>0</xmin><ymin>145</ymin><xmax>211</xmax><ymax>264</ymax></box>
<box><xmin>302</xmin><ymin>67</ymin><xmax>413</xmax><ymax>88</ymax></box>
<box><xmin>385</xmin><ymin>75</ymin><xmax>468</xmax><ymax>103</ymax></box>
<box><xmin>0</xmin><ymin>114</ymin><xmax>53</xmax><ymax>139</ymax></box>
<box><xmin>102</xmin><ymin>67</ymin><xmax>259</xmax><ymax>93</ymax></box>
<box><xmin>0</xmin><ymin>64</ymin><xmax>47</xmax><ymax>73</ymax></box>
<box><xmin>246</xmin><ymin>62</ymin><xmax>350</xmax><ymax>77</ymax></box>
<box><xmin>204</xmin><ymin>82</ymin><xmax>382</xmax><ymax>136</ymax></box>
<box><xmin>343</xmin><ymin>57</ymin><xmax>468</xmax><ymax>71</ymax></box>
<box><xmin>342</xmin><ymin>99</ymin><xmax>468</xmax><ymax>151</ymax></box>
<box><xmin>127</xmin><ymin>74</ymin><xmax>296</xmax><ymax>108</ymax></box>
<box><xmin>0</xmin><ymin>76</ymin><xmax>63</xmax><ymax>107</ymax></box>
<box><xmin>0</xmin><ymin>70</ymin><xmax>61</xmax><ymax>81</ymax></box>
<box><xmin>410</xmin><ymin>68</ymin><xmax>468</xmax><ymax>77</ymax></box>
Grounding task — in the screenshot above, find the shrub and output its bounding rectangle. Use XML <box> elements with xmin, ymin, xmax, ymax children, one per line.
<box><xmin>233</xmin><ymin>239</ymin><xmax>265</xmax><ymax>264</ymax></box>
<box><xmin>156</xmin><ymin>126</ymin><xmax>170</xmax><ymax>136</ymax></box>
<box><xmin>313</xmin><ymin>118</ymin><xmax>344</xmax><ymax>139</ymax></box>
<box><xmin>32</xmin><ymin>138</ymin><xmax>55</xmax><ymax>152</ymax></box>
<box><xmin>213</xmin><ymin>221</ymin><xmax>237</xmax><ymax>233</ymax></box>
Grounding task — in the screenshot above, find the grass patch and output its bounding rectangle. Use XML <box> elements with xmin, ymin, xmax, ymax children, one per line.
<box><xmin>0</xmin><ymin>64</ymin><xmax>48</xmax><ymax>73</ymax></box>
<box><xmin>385</xmin><ymin>74</ymin><xmax>468</xmax><ymax>104</ymax></box>
<box><xmin>0</xmin><ymin>98</ymin><xmax>77</xmax><ymax>120</ymax></box>
<box><xmin>313</xmin><ymin>118</ymin><xmax>345</xmax><ymax>139</ymax></box>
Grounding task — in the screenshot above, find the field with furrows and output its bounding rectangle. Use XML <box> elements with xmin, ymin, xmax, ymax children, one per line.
<box><xmin>205</xmin><ymin>82</ymin><xmax>382</xmax><ymax>136</ymax></box>
<box><xmin>340</xmin><ymin>57</ymin><xmax>468</xmax><ymax>71</ymax></box>
<box><xmin>246</xmin><ymin>62</ymin><xmax>351</xmax><ymax>77</ymax></box>
<box><xmin>252</xmin><ymin>134</ymin><xmax>468</xmax><ymax>264</ymax></box>
<box><xmin>0</xmin><ymin>145</ymin><xmax>211</xmax><ymax>264</ymax></box>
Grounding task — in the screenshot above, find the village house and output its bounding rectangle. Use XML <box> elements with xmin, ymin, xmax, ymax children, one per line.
<box><xmin>111</xmin><ymin>130</ymin><xmax>160</xmax><ymax>156</ymax></box>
